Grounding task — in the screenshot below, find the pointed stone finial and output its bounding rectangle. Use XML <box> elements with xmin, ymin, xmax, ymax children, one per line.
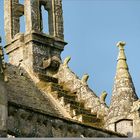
<box><xmin>100</xmin><ymin>91</ymin><xmax>107</xmax><ymax>104</ymax></box>
<box><xmin>116</xmin><ymin>41</ymin><xmax>128</xmax><ymax>70</ymax></box>
<box><xmin>81</xmin><ymin>74</ymin><xmax>89</xmax><ymax>85</ymax></box>
<box><xmin>116</xmin><ymin>41</ymin><xmax>126</xmax><ymax>49</ymax></box>
<box><xmin>63</xmin><ymin>56</ymin><xmax>71</xmax><ymax>67</ymax></box>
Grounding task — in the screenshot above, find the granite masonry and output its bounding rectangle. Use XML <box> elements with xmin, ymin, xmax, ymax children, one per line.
<box><xmin>0</xmin><ymin>0</ymin><xmax>140</xmax><ymax>138</ymax></box>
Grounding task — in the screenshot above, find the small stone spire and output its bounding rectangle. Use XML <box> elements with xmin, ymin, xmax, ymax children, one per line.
<box><xmin>106</xmin><ymin>41</ymin><xmax>138</xmax><ymax>131</ymax></box>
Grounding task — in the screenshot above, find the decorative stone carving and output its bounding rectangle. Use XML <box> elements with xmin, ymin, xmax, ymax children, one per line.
<box><xmin>81</xmin><ymin>74</ymin><xmax>89</xmax><ymax>85</ymax></box>
<box><xmin>100</xmin><ymin>91</ymin><xmax>107</xmax><ymax>104</ymax></box>
<box><xmin>63</xmin><ymin>56</ymin><xmax>71</xmax><ymax>67</ymax></box>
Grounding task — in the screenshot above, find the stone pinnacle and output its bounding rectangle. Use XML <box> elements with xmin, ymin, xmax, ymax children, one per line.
<box><xmin>116</xmin><ymin>41</ymin><xmax>128</xmax><ymax>70</ymax></box>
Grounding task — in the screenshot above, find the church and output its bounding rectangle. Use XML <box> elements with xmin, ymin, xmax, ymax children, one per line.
<box><xmin>0</xmin><ymin>0</ymin><xmax>140</xmax><ymax>137</ymax></box>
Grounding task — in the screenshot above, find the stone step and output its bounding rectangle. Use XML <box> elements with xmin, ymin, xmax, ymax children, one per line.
<box><xmin>62</xmin><ymin>92</ymin><xmax>77</xmax><ymax>101</ymax></box>
<box><xmin>73</xmin><ymin>114</ymin><xmax>100</xmax><ymax>124</ymax></box>
<box><xmin>37</xmin><ymin>76</ymin><xmax>102</xmax><ymax>127</ymax></box>
<box><xmin>38</xmin><ymin>80</ymin><xmax>101</xmax><ymax>126</ymax></box>
<box><xmin>58</xmin><ymin>96</ymin><xmax>85</xmax><ymax>109</ymax></box>
<box><xmin>38</xmin><ymin>74</ymin><xmax>58</xmax><ymax>83</ymax></box>
<box><xmin>64</xmin><ymin>98</ymin><xmax>85</xmax><ymax>109</ymax></box>
<box><xmin>70</xmin><ymin>108</ymin><xmax>92</xmax><ymax>117</ymax></box>
<box><xmin>58</xmin><ymin>97</ymin><xmax>65</xmax><ymax>106</ymax></box>
<box><xmin>44</xmin><ymin>82</ymin><xmax>66</xmax><ymax>93</ymax></box>
<box><xmin>52</xmin><ymin>91</ymin><xmax>77</xmax><ymax>101</ymax></box>
<box><xmin>44</xmin><ymin>90</ymin><xmax>101</xmax><ymax>127</ymax></box>
<box><xmin>50</xmin><ymin>91</ymin><xmax>58</xmax><ymax>99</ymax></box>
<box><xmin>51</xmin><ymin>84</ymin><xmax>69</xmax><ymax>93</ymax></box>
<box><xmin>64</xmin><ymin>103</ymin><xmax>91</xmax><ymax>116</ymax></box>
<box><xmin>42</xmin><ymin>82</ymin><xmax>77</xmax><ymax>100</ymax></box>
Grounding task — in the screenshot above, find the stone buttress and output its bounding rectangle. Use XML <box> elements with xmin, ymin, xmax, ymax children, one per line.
<box><xmin>105</xmin><ymin>41</ymin><xmax>139</xmax><ymax>137</ymax></box>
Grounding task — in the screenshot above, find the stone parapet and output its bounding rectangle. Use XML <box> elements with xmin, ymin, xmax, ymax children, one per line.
<box><xmin>8</xmin><ymin>102</ymin><xmax>126</xmax><ymax>138</ymax></box>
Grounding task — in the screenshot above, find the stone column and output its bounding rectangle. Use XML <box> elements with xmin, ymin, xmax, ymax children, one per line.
<box><xmin>4</xmin><ymin>0</ymin><xmax>24</xmax><ymax>44</ymax></box>
<box><xmin>54</xmin><ymin>0</ymin><xmax>64</xmax><ymax>39</ymax></box>
<box><xmin>4</xmin><ymin>0</ymin><xmax>13</xmax><ymax>44</ymax></box>
<box><xmin>24</xmin><ymin>0</ymin><xmax>41</xmax><ymax>34</ymax></box>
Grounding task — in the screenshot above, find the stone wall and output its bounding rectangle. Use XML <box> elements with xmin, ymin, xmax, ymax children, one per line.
<box><xmin>8</xmin><ymin>102</ymin><xmax>125</xmax><ymax>138</ymax></box>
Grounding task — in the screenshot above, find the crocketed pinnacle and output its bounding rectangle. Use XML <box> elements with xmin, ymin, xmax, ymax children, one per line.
<box><xmin>106</xmin><ymin>41</ymin><xmax>138</xmax><ymax>125</ymax></box>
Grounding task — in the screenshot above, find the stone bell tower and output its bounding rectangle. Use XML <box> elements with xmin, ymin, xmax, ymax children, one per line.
<box><xmin>4</xmin><ymin>0</ymin><xmax>67</xmax><ymax>78</ymax></box>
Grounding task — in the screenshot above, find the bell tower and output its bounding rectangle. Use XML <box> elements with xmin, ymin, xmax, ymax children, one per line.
<box><xmin>4</xmin><ymin>0</ymin><xmax>67</xmax><ymax>78</ymax></box>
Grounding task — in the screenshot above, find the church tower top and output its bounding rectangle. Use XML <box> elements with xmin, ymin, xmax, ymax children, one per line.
<box><xmin>4</xmin><ymin>0</ymin><xmax>67</xmax><ymax>77</ymax></box>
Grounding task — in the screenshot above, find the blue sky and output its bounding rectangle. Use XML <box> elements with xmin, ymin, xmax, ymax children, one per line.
<box><xmin>1</xmin><ymin>0</ymin><xmax>140</xmax><ymax>105</ymax></box>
